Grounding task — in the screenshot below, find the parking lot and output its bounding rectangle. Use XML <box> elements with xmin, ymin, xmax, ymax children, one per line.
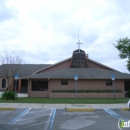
<box><xmin>0</xmin><ymin>108</ymin><xmax>56</xmax><ymax>130</ymax></box>
<box><xmin>0</xmin><ymin>108</ymin><xmax>130</xmax><ymax>130</ymax></box>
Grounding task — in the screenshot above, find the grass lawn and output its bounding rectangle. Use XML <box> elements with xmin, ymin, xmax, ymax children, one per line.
<box><xmin>0</xmin><ymin>97</ymin><xmax>129</xmax><ymax>104</ymax></box>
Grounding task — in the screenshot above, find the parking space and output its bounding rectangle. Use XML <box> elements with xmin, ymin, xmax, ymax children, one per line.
<box><xmin>53</xmin><ymin>109</ymin><xmax>130</xmax><ymax>130</ymax></box>
<box><xmin>0</xmin><ymin>108</ymin><xmax>26</xmax><ymax>129</ymax></box>
<box><xmin>0</xmin><ymin>108</ymin><xmax>130</xmax><ymax>130</ymax></box>
<box><xmin>0</xmin><ymin>108</ymin><xmax>55</xmax><ymax>130</ymax></box>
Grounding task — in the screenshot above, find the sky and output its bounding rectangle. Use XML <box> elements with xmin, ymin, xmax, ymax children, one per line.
<box><xmin>0</xmin><ymin>0</ymin><xmax>130</xmax><ymax>73</ymax></box>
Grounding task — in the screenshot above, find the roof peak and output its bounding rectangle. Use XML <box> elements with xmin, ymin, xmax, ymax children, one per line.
<box><xmin>73</xmin><ymin>49</ymin><xmax>85</xmax><ymax>52</ymax></box>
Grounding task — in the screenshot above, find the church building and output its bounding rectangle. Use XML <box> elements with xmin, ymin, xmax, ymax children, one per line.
<box><xmin>0</xmin><ymin>42</ymin><xmax>130</xmax><ymax>98</ymax></box>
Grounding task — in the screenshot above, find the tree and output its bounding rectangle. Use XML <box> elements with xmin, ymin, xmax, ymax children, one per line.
<box><xmin>114</xmin><ymin>37</ymin><xmax>130</xmax><ymax>72</ymax></box>
<box><xmin>0</xmin><ymin>51</ymin><xmax>23</xmax><ymax>91</ymax></box>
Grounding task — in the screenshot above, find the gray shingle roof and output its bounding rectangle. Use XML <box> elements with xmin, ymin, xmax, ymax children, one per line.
<box><xmin>0</xmin><ymin>64</ymin><xmax>51</xmax><ymax>77</ymax></box>
<box><xmin>22</xmin><ymin>68</ymin><xmax>130</xmax><ymax>79</ymax></box>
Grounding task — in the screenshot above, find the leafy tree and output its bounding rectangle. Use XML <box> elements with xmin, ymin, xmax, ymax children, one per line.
<box><xmin>114</xmin><ymin>37</ymin><xmax>130</xmax><ymax>72</ymax></box>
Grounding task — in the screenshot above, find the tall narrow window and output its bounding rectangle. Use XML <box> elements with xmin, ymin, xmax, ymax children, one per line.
<box><xmin>2</xmin><ymin>78</ymin><xmax>6</xmax><ymax>88</ymax></box>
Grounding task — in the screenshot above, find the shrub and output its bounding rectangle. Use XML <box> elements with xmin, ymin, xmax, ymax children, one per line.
<box><xmin>1</xmin><ymin>91</ymin><xmax>17</xmax><ymax>100</ymax></box>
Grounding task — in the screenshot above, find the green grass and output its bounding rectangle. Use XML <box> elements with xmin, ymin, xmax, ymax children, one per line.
<box><xmin>0</xmin><ymin>97</ymin><xmax>129</xmax><ymax>104</ymax></box>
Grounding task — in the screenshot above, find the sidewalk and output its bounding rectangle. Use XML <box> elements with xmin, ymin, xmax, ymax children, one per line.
<box><xmin>0</xmin><ymin>92</ymin><xmax>128</xmax><ymax>110</ymax></box>
<box><xmin>0</xmin><ymin>103</ymin><xmax>128</xmax><ymax>109</ymax></box>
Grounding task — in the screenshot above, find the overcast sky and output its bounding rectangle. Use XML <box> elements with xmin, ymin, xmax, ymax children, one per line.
<box><xmin>0</xmin><ymin>0</ymin><xmax>130</xmax><ymax>73</ymax></box>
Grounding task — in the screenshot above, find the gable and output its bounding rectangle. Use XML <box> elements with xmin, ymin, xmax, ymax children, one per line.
<box><xmin>35</xmin><ymin>58</ymin><xmax>72</xmax><ymax>74</ymax></box>
<box><xmin>34</xmin><ymin>49</ymin><xmax>119</xmax><ymax>74</ymax></box>
<box><xmin>34</xmin><ymin>57</ymin><xmax>118</xmax><ymax>75</ymax></box>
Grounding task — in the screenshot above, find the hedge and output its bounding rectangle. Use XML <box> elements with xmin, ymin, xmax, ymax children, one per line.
<box><xmin>52</xmin><ymin>89</ymin><xmax>122</xmax><ymax>93</ymax></box>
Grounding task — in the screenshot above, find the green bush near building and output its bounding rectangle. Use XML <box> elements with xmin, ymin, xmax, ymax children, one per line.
<box><xmin>52</xmin><ymin>89</ymin><xmax>122</xmax><ymax>93</ymax></box>
<box><xmin>1</xmin><ymin>91</ymin><xmax>17</xmax><ymax>100</ymax></box>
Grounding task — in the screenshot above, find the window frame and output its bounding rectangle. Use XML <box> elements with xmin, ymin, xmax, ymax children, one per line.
<box><xmin>32</xmin><ymin>80</ymin><xmax>48</xmax><ymax>91</ymax></box>
<box><xmin>106</xmin><ymin>80</ymin><xmax>112</xmax><ymax>86</ymax></box>
<box><xmin>1</xmin><ymin>78</ymin><xmax>7</xmax><ymax>88</ymax></box>
<box><xmin>61</xmin><ymin>80</ymin><xmax>68</xmax><ymax>85</ymax></box>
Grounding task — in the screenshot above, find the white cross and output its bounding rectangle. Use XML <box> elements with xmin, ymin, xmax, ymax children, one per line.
<box><xmin>76</xmin><ymin>30</ymin><xmax>82</xmax><ymax>53</ymax></box>
<box><xmin>76</xmin><ymin>40</ymin><xmax>82</xmax><ymax>53</ymax></box>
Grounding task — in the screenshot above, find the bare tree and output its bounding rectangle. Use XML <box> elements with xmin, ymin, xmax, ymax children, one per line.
<box><xmin>0</xmin><ymin>51</ymin><xmax>23</xmax><ymax>91</ymax></box>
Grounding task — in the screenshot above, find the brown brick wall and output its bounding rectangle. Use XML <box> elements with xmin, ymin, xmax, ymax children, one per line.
<box><xmin>49</xmin><ymin>79</ymin><xmax>124</xmax><ymax>91</ymax></box>
<box><xmin>28</xmin><ymin>79</ymin><xmax>125</xmax><ymax>98</ymax></box>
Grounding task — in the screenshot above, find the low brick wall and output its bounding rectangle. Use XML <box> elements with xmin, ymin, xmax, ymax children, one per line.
<box><xmin>29</xmin><ymin>91</ymin><xmax>49</xmax><ymax>97</ymax></box>
<box><xmin>49</xmin><ymin>92</ymin><xmax>125</xmax><ymax>98</ymax></box>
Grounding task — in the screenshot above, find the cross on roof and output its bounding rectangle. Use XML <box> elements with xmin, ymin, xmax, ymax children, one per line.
<box><xmin>76</xmin><ymin>40</ymin><xmax>82</xmax><ymax>53</ymax></box>
<box><xmin>76</xmin><ymin>30</ymin><xmax>82</xmax><ymax>53</ymax></box>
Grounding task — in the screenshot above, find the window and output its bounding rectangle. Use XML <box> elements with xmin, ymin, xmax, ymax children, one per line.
<box><xmin>71</xmin><ymin>51</ymin><xmax>87</xmax><ymax>68</ymax></box>
<box><xmin>32</xmin><ymin>80</ymin><xmax>48</xmax><ymax>91</ymax></box>
<box><xmin>61</xmin><ymin>80</ymin><xmax>68</xmax><ymax>85</ymax></box>
<box><xmin>2</xmin><ymin>78</ymin><xmax>6</xmax><ymax>88</ymax></box>
<box><xmin>106</xmin><ymin>80</ymin><xmax>112</xmax><ymax>86</ymax></box>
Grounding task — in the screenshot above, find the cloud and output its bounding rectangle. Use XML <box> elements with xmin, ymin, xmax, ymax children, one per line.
<box><xmin>0</xmin><ymin>0</ymin><xmax>130</xmax><ymax>73</ymax></box>
<box><xmin>0</xmin><ymin>0</ymin><xmax>17</xmax><ymax>22</ymax></box>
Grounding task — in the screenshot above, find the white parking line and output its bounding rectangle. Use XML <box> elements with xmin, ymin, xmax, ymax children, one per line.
<box><xmin>4</xmin><ymin>108</ymin><xmax>54</xmax><ymax>130</ymax></box>
<box><xmin>44</xmin><ymin>108</ymin><xmax>53</xmax><ymax>130</ymax></box>
<box><xmin>28</xmin><ymin>108</ymin><xmax>51</xmax><ymax>114</ymax></box>
<box><xmin>11</xmin><ymin>108</ymin><xmax>32</xmax><ymax>126</ymax></box>
<box><xmin>25</xmin><ymin>121</ymin><xmax>49</xmax><ymax>128</ymax></box>
<box><xmin>17</xmin><ymin>114</ymin><xmax>51</xmax><ymax>122</ymax></box>
<box><xmin>3</xmin><ymin>108</ymin><xmax>31</xmax><ymax>130</ymax></box>
<box><xmin>49</xmin><ymin>108</ymin><xmax>57</xmax><ymax>130</ymax></box>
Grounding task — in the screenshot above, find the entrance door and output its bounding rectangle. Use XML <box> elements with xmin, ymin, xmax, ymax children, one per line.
<box><xmin>124</xmin><ymin>81</ymin><xmax>130</xmax><ymax>97</ymax></box>
<box><xmin>21</xmin><ymin>79</ymin><xmax>28</xmax><ymax>93</ymax></box>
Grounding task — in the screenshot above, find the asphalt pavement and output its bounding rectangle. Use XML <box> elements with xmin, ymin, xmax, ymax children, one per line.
<box><xmin>0</xmin><ymin>108</ymin><xmax>130</xmax><ymax>130</ymax></box>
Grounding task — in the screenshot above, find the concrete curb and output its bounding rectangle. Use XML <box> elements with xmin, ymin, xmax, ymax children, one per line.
<box><xmin>121</xmin><ymin>108</ymin><xmax>130</xmax><ymax>111</ymax></box>
<box><xmin>66</xmin><ymin>108</ymin><xmax>95</xmax><ymax>112</ymax></box>
<box><xmin>0</xmin><ymin>108</ymin><xmax>15</xmax><ymax>111</ymax></box>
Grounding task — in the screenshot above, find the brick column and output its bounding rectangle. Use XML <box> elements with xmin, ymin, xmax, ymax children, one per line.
<box><xmin>28</xmin><ymin>80</ymin><xmax>31</xmax><ymax>97</ymax></box>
